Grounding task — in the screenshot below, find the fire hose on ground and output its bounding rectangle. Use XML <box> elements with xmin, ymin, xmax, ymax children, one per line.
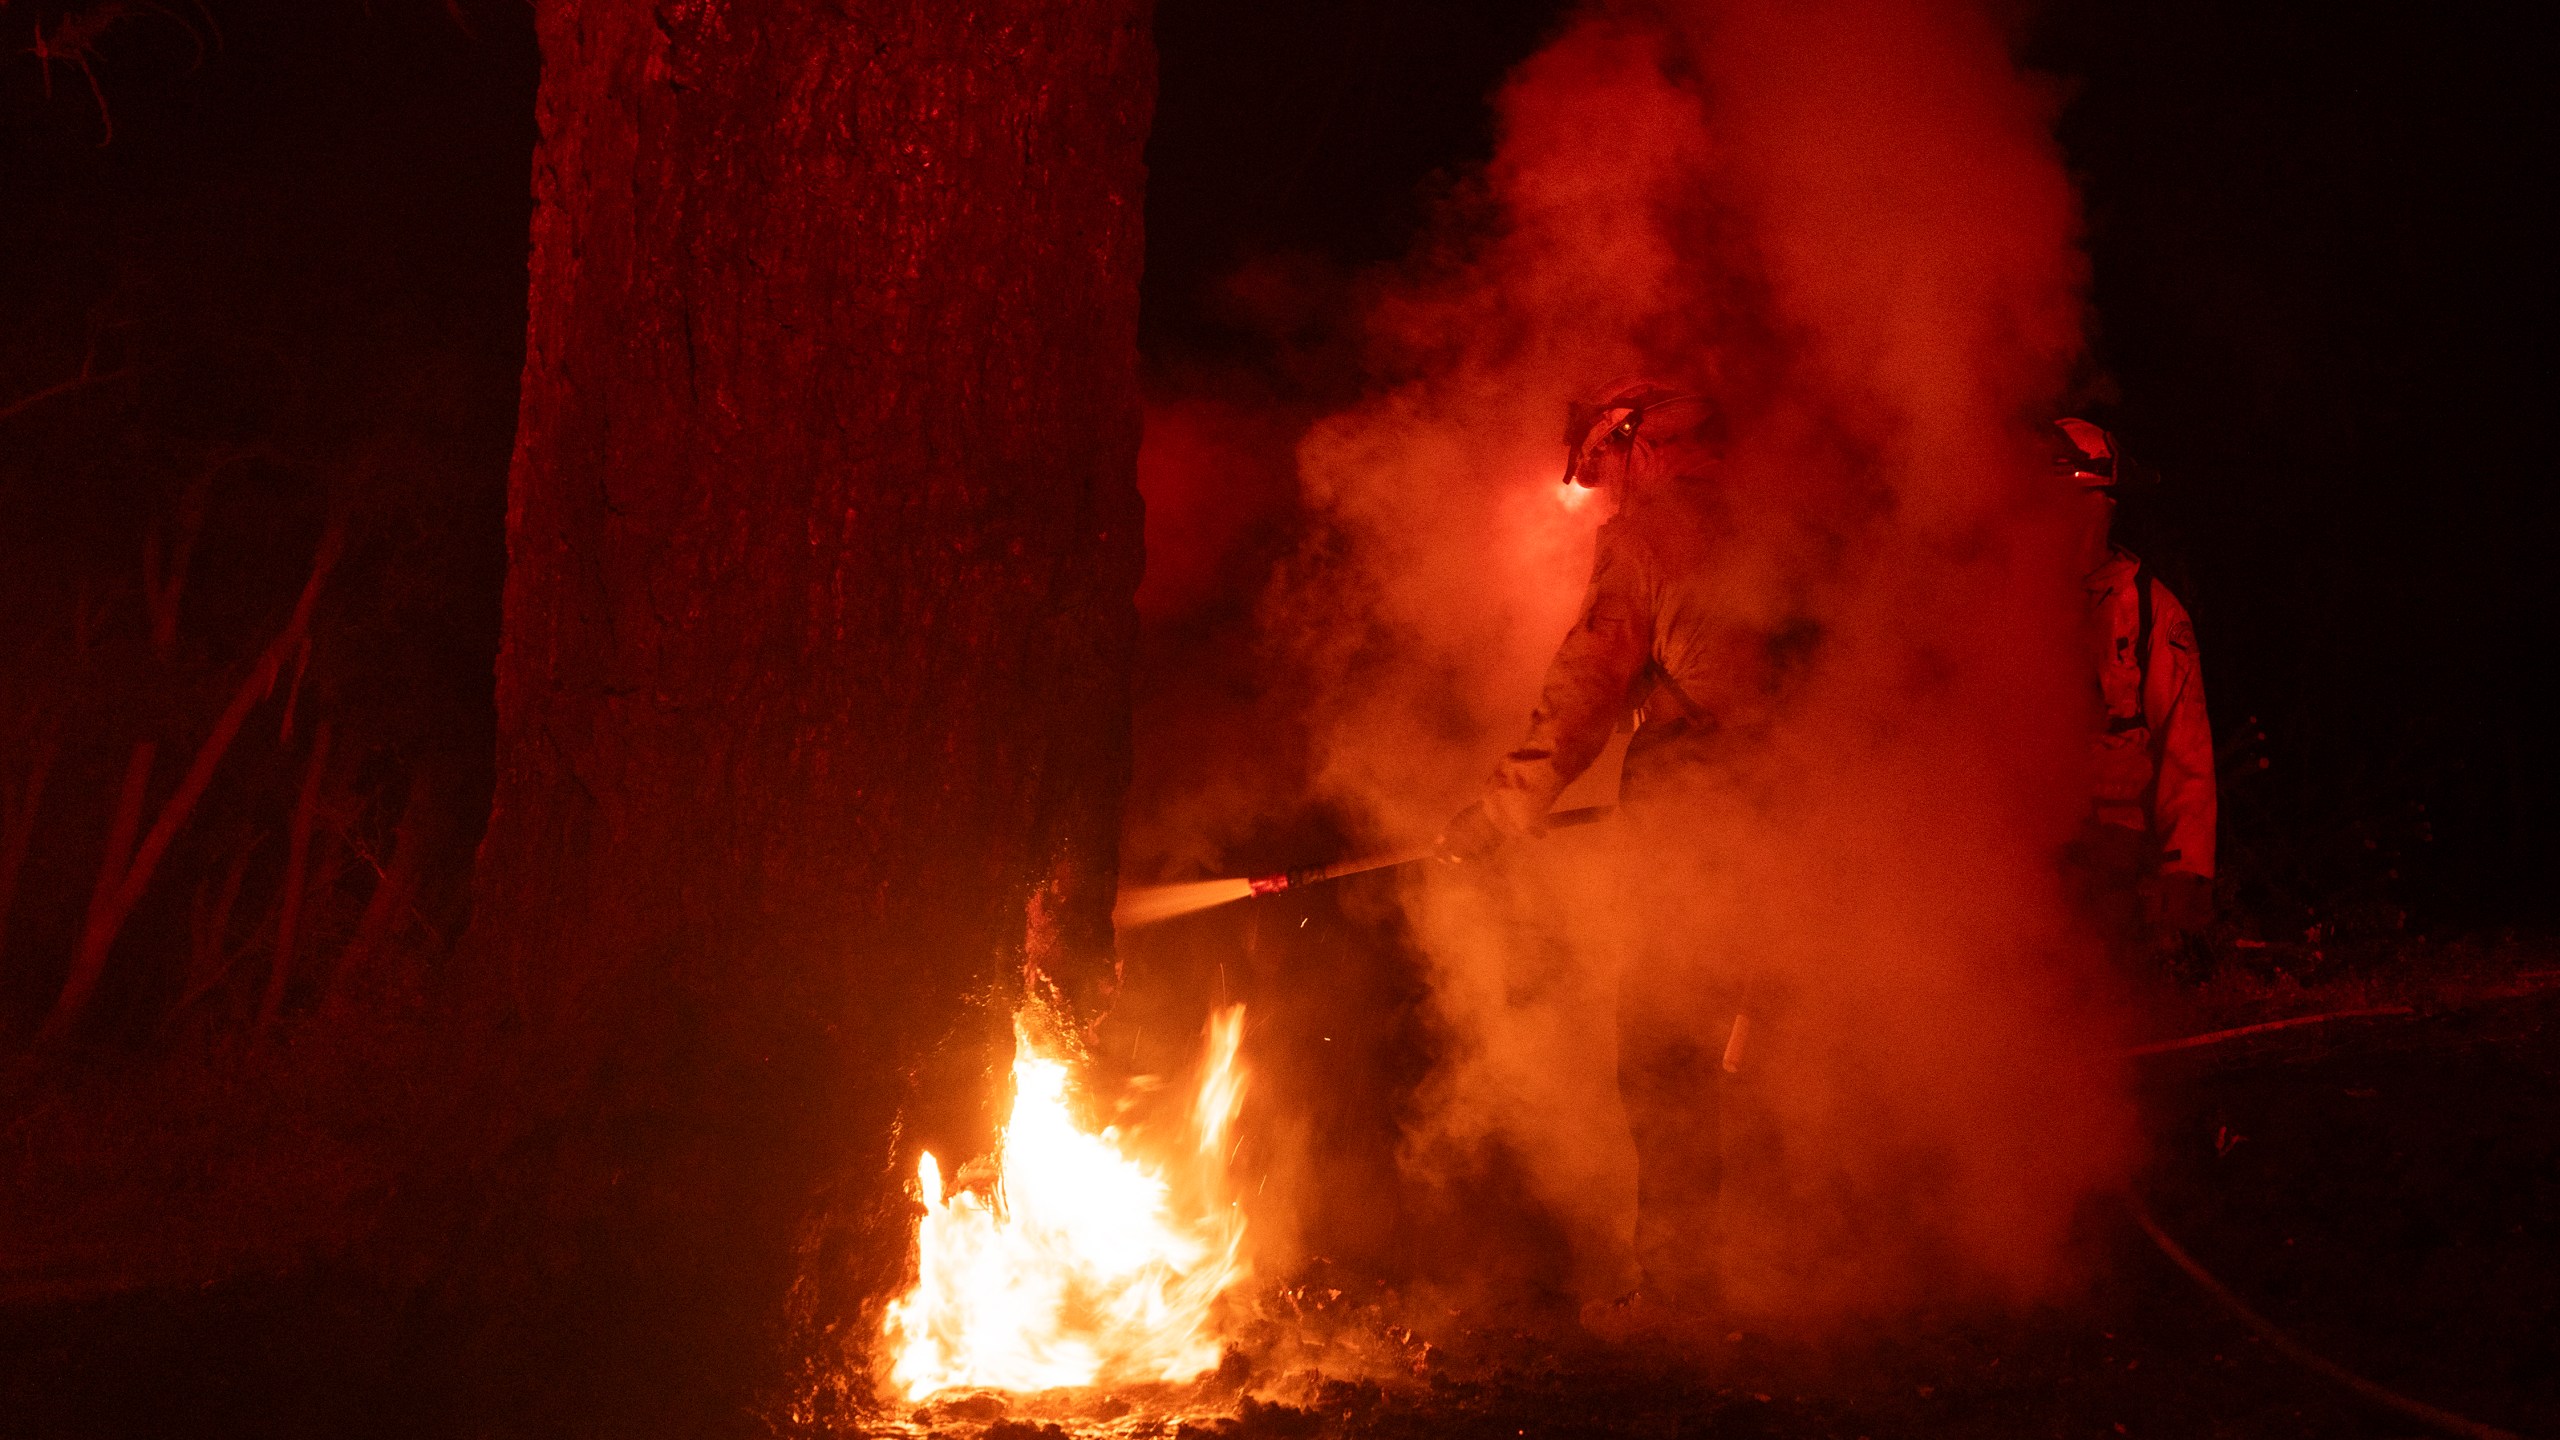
<box><xmin>2126</xmin><ymin>1196</ymin><xmax>2520</xmax><ymax>1440</ymax></box>
<box><xmin>1116</xmin><ymin>811</ymin><xmax>2531</xmax><ymax>1438</ymax></box>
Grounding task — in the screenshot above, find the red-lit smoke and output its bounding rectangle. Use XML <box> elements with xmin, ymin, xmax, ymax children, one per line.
<box><xmin>1131</xmin><ymin>0</ymin><xmax>2135</xmax><ymax>1323</ymax></box>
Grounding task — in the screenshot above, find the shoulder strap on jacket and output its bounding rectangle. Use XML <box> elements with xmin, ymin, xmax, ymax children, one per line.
<box><xmin>2134</xmin><ymin>557</ymin><xmax>2154</xmax><ymax>699</ymax></box>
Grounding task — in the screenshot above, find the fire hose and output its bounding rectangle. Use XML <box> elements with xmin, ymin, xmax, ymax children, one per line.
<box><xmin>1113</xmin><ymin>805</ymin><xmax>1767</xmax><ymax>1068</ymax></box>
<box><xmin>1110</xmin><ymin>805</ymin><xmax>1614</xmax><ymax>930</ymax></box>
<box><xmin>2122</xmin><ymin>995</ymin><xmax>2534</xmax><ymax>1440</ymax></box>
<box><xmin>2128</xmin><ymin>1196</ymin><xmax>2520</xmax><ymax>1440</ymax></box>
<box><xmin>1242</xmin><ymin>803</ymin><xmax>1614</xmax><ymax>896</ymax></box>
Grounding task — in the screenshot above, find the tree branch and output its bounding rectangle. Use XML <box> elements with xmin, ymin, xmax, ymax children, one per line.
<box><xmin>0</xmin><ymin>363</ymin><xmax>133</xmax><ymax>428</ymax></box>
<box><xmin>34</xmin><ymin>522</ymin><xmax>346</xmax><ymax>1050</ymax></box>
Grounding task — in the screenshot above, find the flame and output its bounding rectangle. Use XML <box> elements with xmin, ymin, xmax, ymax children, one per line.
<box><xmin>883</xmin><ymin>1006</ymin><xmax>1250</xmax><ymax>1400</ymax></box>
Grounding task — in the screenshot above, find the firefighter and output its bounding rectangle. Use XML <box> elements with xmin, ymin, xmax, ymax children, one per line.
<box><xmin>1437</xmin><ymin>377</ymin><xmax>1801</xmax><ymax>1320</ymax></box>
<box><xmin>2054</xmin><ymin>418</ymin><xmax>2216</xmax><ymax>962</ymax></box>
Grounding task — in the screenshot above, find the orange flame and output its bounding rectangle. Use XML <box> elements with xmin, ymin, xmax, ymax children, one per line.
<box><xmin>882</xmin><ymin>1007</ymin><xmax>1250</xmax><ymax>1400</ymax></box>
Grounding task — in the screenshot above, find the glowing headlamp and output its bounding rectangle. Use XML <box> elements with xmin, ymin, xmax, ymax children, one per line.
<box><xmin>1561</xmin><ymin>402</ymin><xmax>1644</xmax><ymax>488</ymax></box>
<box><xmin>2052</xmin><ymin>417</ymin><xmax>2121</xmax><ymax>491</ymax></box>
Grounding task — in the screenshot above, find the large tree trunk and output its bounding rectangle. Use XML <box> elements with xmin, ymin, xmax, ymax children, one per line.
<box><xmin>447</xmin><ymin>1</ymin><xmax>1150</xmax><ymax>1428</ymax></box>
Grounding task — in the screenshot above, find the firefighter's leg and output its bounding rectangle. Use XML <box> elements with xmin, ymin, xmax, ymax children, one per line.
<box><xmin>1618</xmin><ymin>969</ymin><xmax>1726</xmax><ymax>1305</ymax></box>
<box><xmin>2065</xmin><ymin>820</ymin><xmax>2152</xmax><ymax>977</ymax></box>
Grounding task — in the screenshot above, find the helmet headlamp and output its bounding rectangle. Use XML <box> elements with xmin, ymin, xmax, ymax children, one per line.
<box><xmin>1560</xmin><ymin>381</ymin><xmax>1720</xmax><ymax>488</ymax></box>
<box><xmin>2051</xmin><ymin>417</ymin><xmax>2121</xmax><ymax>491</ymax></box>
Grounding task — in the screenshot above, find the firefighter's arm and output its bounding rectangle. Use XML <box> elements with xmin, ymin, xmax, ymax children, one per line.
<box><xmin>2146</xmin><ymin>583</ymin><xmax>2217</xmax><ymax>882</ymax></box>
<box><xmin>1469</xmin><ymin>523</ymin><xmax>1652</xmax><ymax>842</ymax></box>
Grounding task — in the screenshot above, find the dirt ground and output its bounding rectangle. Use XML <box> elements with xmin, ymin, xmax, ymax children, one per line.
<box><xmin>4</xmin><ymin>970</ymin><xmax>2553</xmax><ymax>1438</ymax></box>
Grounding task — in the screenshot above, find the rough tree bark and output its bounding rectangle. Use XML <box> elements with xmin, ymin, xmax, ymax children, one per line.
<box><xmin>445</xmin><ymin>1</ymin><xmax>1150</xmax><ymax>1430</ymax></box>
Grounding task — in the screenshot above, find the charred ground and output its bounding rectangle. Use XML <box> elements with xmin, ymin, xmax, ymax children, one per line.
<box><xmin>6</xmin><ymin>955</ymin><xmax>2555</xmax><ymax>1437</ymax></box>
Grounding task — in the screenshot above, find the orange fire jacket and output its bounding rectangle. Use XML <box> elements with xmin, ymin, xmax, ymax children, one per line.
<box><xmin>2086</xmin><ymin>547</ymin><xmax>2216</xmax><ymax>879</ymax></box>
<box><xmin>1479</xmin><ymin>491</ymin><xmax>1808</xmax><ymax>836</ymax></box>
<box><xmin>1480</xmin><ymin>513</ymin><xmax>2216</xmax><ymax>885</ymax></box>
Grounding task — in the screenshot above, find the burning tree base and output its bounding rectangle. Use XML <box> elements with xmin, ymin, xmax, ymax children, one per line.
<box><xmin>882</xmin><ymin>1007</ymin><xmax>1252</xmax><ymax>1400</ymax></box>
<box><xmin>857</xmin><ymin>985</ymin><xmax>2560</xmax><ymax>1439</ymax></box>
<box><xmin>881</xmin><ymin>1288</ymin><xmax>1432</xmax><ymax>1440</ymax></box>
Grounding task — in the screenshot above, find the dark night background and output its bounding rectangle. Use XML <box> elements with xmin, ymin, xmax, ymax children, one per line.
<box><xmin>4</xmin><ymin>0</ymin><xmax>2545</xmax><ymax>992</ymax></box>
<box><xmin>0</xmin><ymin>1</ymin><xmax>2553</xmax><ymax>1434</ymax></box>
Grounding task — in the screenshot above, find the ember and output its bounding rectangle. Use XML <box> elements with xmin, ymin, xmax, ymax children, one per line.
<box><xmin>882</xmin><ymin>1007</ymin><xmax>1251</xmax><ymax>1400</ymax></box>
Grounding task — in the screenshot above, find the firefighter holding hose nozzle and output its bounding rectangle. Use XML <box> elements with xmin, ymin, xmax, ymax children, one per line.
<box><xmin>2054</xmin><ymin>417</ymin><xmax>2217</xmax><ymax>967</ymax></box>
<box><xmin>1432</xmin><ymin>400</ymin><xmax>2220</xmax><ymax>1330</ymax></box>
<box><xmin>1438</xmin><ymin>377</ymin><xmax>1812</xmax><ymax>1327</ymax></box>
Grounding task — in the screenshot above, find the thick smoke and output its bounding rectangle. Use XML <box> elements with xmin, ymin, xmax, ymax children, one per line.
<box><xmin>1133</xmin><ymin>0</ymin><xmax>2136</xmax><ymax>1323</ymax></box>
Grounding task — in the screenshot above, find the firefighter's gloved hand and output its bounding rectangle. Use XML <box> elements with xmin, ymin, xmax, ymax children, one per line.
<box><xmin>2142</xmin><ymin>871</ymin><xmax>2215</xmax><ymax>939</ymax></box>
<box><xmin>1436</xmin><ymin>802</ymin><xmax>1507</xmax><ymax>864</ymax></box>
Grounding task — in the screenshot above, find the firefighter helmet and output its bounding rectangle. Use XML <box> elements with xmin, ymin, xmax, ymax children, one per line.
<box><xmin>2051</xmin><ymin>417</ymin><xmax>2121</xmax><ymax>489</ymax></box>
<box><xmin>1562</xmin><ymin>379</ymin><xmax>1719</xmax><ymax>488</ymax></box>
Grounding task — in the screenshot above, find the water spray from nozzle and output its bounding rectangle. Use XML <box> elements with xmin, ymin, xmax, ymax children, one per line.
<box><xmin>1114</xmin><ymin>805</ymin><xmax>1614</xmax><ymax>930</ymax></box>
